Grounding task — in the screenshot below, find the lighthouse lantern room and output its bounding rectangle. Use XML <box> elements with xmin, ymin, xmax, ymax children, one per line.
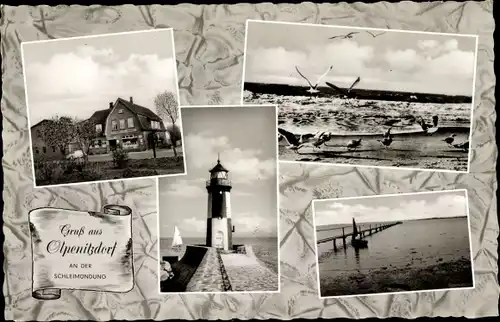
<box><xmin>205</xmin><ymin>154</ymin><xmax>233</xmax><ymax>251</ymax></box>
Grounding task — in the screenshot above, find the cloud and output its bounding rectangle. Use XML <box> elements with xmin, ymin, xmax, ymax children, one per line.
<box><xmin>246</xmin><ymin>37</ymin><xmax>475</xmax><ymax>95</ymax></box>
<box><xmin>383</xmin><ymin>49</ymin><xmax>424</xmax><ymax>72</ymax></box>
<box><xmin>161</xmin><ymin>179</ymin><xmax>205</xmax><ymax>198</ymax></box>
<box><xmin>25</xmin><ymin>45</ymin><xmax>176</xmax><ymax>123</ymax></box>
<box><xmin>246</xmin><ymin>40</ymin><xmax>374</xmax><ymax>86</ymax></box>
<box><xmin>178</xmin><ymin>217</ymin><xmax>206</xmax><ymax>236</ymax></box>
<box><xmin>315</xmin><ymin>193</ymin><xmax>467</xmax><ymax>226</ymax></box>
<box><xmin>233</xmin><ymin>212</ymin><xmax>277</xmax><ymax>236</ymax></box>
<box><xmin>185</xmin><ymin>132</ymin><xmax>276</xmax><ymax>184</ymax></box>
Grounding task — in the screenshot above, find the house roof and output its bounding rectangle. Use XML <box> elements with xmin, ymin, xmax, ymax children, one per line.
<box><xmin>117</xmin><ymin>98</ymin><xmax>162</xmax><ymax>121</ymax></box>
<box><xmin>30</xmin><ymin>119</ymin><xmax>55</xmax><ymax>129</ymax></box>
<box><xmin>89</xmin><ymin>109</ymin><xmax>112</xmax><ymax>124</ymax></box>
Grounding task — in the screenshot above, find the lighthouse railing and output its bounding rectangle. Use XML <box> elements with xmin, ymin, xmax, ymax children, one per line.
<box><xmin>206</xmin><ymin>179</ymin><xmax>232</xmax><ymax>187</ymax></box>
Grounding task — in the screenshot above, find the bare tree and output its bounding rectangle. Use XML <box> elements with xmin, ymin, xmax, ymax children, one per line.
<box><xmin>154</xmin><ymin>91</ymin><xmax>179</xmax><ymax>126</ymax></box>
<box><xmin>154</xmin><ymin>91</ymin><xmax>181</xmax><ymax>157</ymax></box>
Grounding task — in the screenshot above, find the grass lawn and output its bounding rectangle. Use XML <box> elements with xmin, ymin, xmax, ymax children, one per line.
<box><xmin>35</xmin><ymin>156</ymin><xmax>185</xmax><ymax>186</ymax></box>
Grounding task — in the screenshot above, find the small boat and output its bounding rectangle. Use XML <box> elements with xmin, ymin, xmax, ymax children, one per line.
<box><xmin>171</xmin><ymin>226</ymin><xmax>183</xmax><ymax>249</ymax></box>
<box><xmin>351</xmin><ymin>218</ymin><xmax>368</xmax><ymax>249</ymax></box>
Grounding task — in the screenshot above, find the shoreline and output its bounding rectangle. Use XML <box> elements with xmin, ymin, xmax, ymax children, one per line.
<box><xmin>319</xmin><ymin>257</ymin><xmax>473</xmax><ymax>297</ymax></box>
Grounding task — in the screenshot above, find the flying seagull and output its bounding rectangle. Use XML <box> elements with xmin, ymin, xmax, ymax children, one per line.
<box><xmin>365</xmin><ymin>31</ymin><xmax>386</xmax><ymax>38</ymax></box>
<box><xmin>417</xmin><ymin>115</ymin><xmax>439</xmax><ymax>135</ymax></box>
<box><xmin>326</xmin><ymin>77</ymin><xmax>361</xmax><ymax>98</ymax></box>
<box><xmin>443</xmin><ymin>134</ymin><xmax>457</xmax><ymax>146</ymax></box>
<box><xmin>329</xmin><ymin>32</ymin><xmax>359</xmax><ymax>40</ymax></box>
<box><xmin>295</xmin><ymin>65</ymin><xmax>333</xmax><ymax>94</ymax></box>
<box><xmin>346</xmin><ymin>138</ymin><xmax>362</xmax><ymax>151</ymax></box>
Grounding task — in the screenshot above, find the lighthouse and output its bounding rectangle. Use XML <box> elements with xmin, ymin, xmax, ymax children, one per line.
<box><xmin>205</xmin><ymin>155</ymin><xmax>234</xmax><ymax>251</ymax></box>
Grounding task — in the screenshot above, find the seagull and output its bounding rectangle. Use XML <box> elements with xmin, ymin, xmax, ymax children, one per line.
<box><xmin>365</xmin><ymin>31</ymin><xmax>386</xmax><ymax>38</ymax></box>
<box><xmin>278</xmin><ymin>128</ymin><xmax>321</xmax><ymax>153</ymax></box>
<box><xmin>278</xmin><ymin>128</ymin><xmax>306</xmax><ymax>153</ymax></box>
<box><xmin>452</xmin><ymin>141</ymin><xmax>469</xmax><ymax>152</ymax></box>
<box><xmin>326</xmin><ymin>77</ymin><xmax>361</xmax><ymax>98</ymax></box>
<box><xmin>295</xmin><ymin>65</ymin><xmax>333</xmax><ymax>94</ymax></box>
<box><xmin>417</xmin><ymin>115</ymin><xmax>439</xmax><ymax>135</ymax></box>
<box><xmin>443</xmin><ymin>134</ymin><xmax>457</xmax><ymax>146</ymax></box>
<box><xmin>378</xmin><ymin>136</ymin><xmax>393</xmax><ymax>149</ymax></box>
<box><xmin>328</xmin><ymin>32</ymin><xmax>359</xmax><ymax>40</ymax></box>
<box><xmin>347</xmin><ymin>138</ymin><xmax>362</xmax><ymax>151</ymax></box>
<box><xmin>312</xmin><ymin>131</ymin><xmax>334</xmax><ymax>148</ymax></box>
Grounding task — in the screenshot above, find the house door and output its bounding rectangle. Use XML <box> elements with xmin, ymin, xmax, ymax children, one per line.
<box><xmin>109</xmin><ymin>139</ymin><xmax>117</xmax><ymax>151</ymax></box>
<box><xmin>214</xmin><ymin>230</ymin><xmax>224</xmax><ymax>249</ymax></box>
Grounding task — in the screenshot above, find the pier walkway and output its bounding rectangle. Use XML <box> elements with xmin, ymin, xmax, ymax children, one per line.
<box><xmin>317</xmin><ymin>221</ymin><xmax>402</xmax><ymax>251</ymax></box>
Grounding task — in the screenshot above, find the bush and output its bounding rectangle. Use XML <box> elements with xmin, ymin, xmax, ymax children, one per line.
<box><xmin>122</xmin><ymin>168</ymin><xmax>135</xmax><ymax>178</ymax></box>
<box><xmin>112</xmin><ymin>148</ymin><xmax>129</xmax><ymax>169</ymax></box>
<box><xmin>34</xmin><ymin>155</ymin><xmax>61</xmax><ymax>182</ymax></box>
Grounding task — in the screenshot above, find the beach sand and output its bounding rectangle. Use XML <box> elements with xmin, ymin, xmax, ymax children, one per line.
<box><xmin>319</xmin><ymin>257</ymin><xmax>473</xmax><ymax>297</ymax></box>
<box><xmin>279</xmin><ymin>129</ymin><xmax>469</xmax><ymax>171</ymax></box>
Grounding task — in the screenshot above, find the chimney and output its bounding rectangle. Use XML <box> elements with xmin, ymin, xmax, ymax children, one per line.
<box><xmin>109</xmin><ymin>102</ymin><xmax>113</xmax><ymax>109</ymax></box>
<box><xmin>129</xmin><ymin>96</ymin><xmax>133</xmax><ymax>104</ymax></box>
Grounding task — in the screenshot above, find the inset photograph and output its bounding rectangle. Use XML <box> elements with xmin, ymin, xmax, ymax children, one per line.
<box><xmin>22</xmin><ymin>29</ymin><xmax>186</xmax><ymax>187</ymax></box>
<box><xmin>242</xmin><ymin>20</ymin><xmax>478</xmax><ymax>172</ymax></box>
<box><xmin>312</xmin><ymin>190</ymin><xmax>474</xmax><ymax>298</ymax></box>
<box><xmin>158</xmin><ymin>105</ymin><xmax>279</xmax><ymax>293</ymax></box>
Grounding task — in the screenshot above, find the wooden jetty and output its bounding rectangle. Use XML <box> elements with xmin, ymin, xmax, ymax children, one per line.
<box><xmin>317</xmin><ymin>221</ymin><xmax>403</xmax><ymax>251</ymax></box>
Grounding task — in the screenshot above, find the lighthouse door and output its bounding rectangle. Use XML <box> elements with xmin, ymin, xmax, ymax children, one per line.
<box><xmin>214</xmin><ymin>230</ymin><xmax>224</xmax><ymax>249</ymax></box>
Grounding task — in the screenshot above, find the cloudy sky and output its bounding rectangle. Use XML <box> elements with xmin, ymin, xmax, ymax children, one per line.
<box><xmin>159</xmin><ymin>105</ymin><xmax>278</xmax><ymax>239</ymax></box>
<box><xmin>244</xmin><ymin>21</ymin><xmax>477</xmax><ymax>96</ymax></box>
<box><xmin>22</xmin><ymin>29</ymin><xmax>178</xmax><ymax>125</ymax></box>
<box><xmin>314</xmin><ymin>190</ymin><xmax>468</xmax><ymax>227</ymax></box>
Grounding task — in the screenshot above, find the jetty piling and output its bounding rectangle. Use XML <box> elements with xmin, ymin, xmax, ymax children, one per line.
<box><xmin>318</xmin><ymin>221</ymin><xmax>402</xmax><ymax>251</ymax></box>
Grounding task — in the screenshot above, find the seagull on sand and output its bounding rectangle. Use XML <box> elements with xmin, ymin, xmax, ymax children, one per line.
<box><xmin>326</xmin><ymin>77</ymin><xmax>361</xmax><ymax>98</ymax></box>
<box><xmin>346</xmin><ymin>138</ymin><xmax>362</xmax><ymax>151</ymax></box>
<box><xmin>443</xmin><ymin>134</ymin><xmax>457</xmax><ymax>146</ymax></box>
<box><xmin>452</xmin><ymin>140</ymin><xmax>469</xmax><ymax>152</ymax></box>
<box><xmin>278</xmin><ymin>128</ymin><xmax>316</xmax><ymax>153</ymax></box>
<box><xmin>417</xmin><ymin>115</ymin><xmax>439</xmax><ymax>135</ymax></box>
<box><xmin>365</xmin><ymin>31</ymin><xmax>386</xmax><ymax>38</ymax></box>
<box><xmin>295</xmin><ymin>65</ymin><xmax>333</xmax><ymax>94</ymax></box>
<box><xmin>329</xmin><ymin>32</ymin><xmax>359</xmax><ymax>40</ymax></box>
<box><xmin>378</xmin><ymin>136</ymin><xmax>393</xmax><ymax>149</ymax></box>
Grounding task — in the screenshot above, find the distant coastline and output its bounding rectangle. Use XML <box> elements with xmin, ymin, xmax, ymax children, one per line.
<box><xmin>244</xmin><ymin>82</ymin><xmax>472</xmax><ymax>104</ymax></box>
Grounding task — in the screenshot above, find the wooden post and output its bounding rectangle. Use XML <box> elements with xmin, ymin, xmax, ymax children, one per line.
<box><xmin>333</xmin><ymin>239</ymin><xmax>337</xmax><ymax>252</ymax></box>
<box><xmin>342</xmin><ymin>227</ymin><xmax>346</xmax><ymax>248</ymax></box>
<box><xmin>369</xmin><ymin>224</ymin><xmax>372</xmax><ymax>235</ymax></box>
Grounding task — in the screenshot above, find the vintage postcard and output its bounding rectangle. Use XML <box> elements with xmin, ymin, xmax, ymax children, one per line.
<box><xmin>21</xmin><ymin>29</ymin><xmax>187</xmax><ymax>187</ymax></box>
<box><xmin>242</xmin><ymin>20</ymin><xmax>478</xmax><ymax>173</ymax></box>
<box><xmin>157</xmin><ymin>105</ymin><xmax>280</xmax><ymax>293</ymax></box>
<box><xmin>312</xmin><ymin>190</ymin><xmax>474</xmax><ymax>298</ymax></box>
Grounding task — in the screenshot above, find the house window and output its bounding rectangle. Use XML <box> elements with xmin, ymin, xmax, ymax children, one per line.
<box><xmin>96</xmin><ymin>124</ymin><xmax>102</xmax><ymax>133</ymax></box>
<box><xmin>35</xmin><ymin>148</ymin><xmax>39</xmax><ymax>154</ymax></box>
<box><xmin>127</xmin><ymin>117</ymin><xmax>134</xmax><ymax>128</ymax></box>
<box><xmin>52</xmin><ymin>146</ymin><xmax>56</xmax><ymax>152</ymax></box>
<box><xmin>112</xmin><ymin>120</ymin><xmax>118</xmax><ymax>131</ymax></box>
<box><xmin>119</xmin><ymin>119</ymin><xmax>125</xmax><ymax>130</ymax></box>
<box><xmin>118</xmin><ymin>109</ymin><xmax>124</xmax><ymax>114</ymax></box>
<box><xmin>151</xmin><ymin>120</ymin><xmax>160</xmax><ymax>129</ymax></box>
<box><xmin>42</xmin><ymin>147</ymin><xmax>46</xmax><ymax>153</ymax></box>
